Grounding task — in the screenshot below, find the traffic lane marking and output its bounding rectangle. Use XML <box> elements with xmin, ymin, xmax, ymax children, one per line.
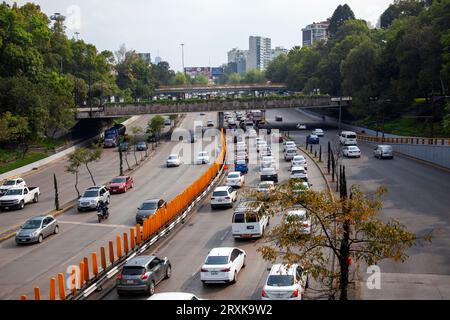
<box><xmin>58</xmin><ymin>221</ymin><xmax>132</xmax><ymax>229</ymax></box>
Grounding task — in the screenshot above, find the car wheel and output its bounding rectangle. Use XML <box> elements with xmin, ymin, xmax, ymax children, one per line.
<box><xmin>124</xmin><ymin>187</ymin><xmax>127</xmax><ymax>193</ymax></box>
<box><xmin>54</xmin><ymin>225</ymin><xmax>59</xmax><ymax>234</ymax></box>
<box><xmin>117</xmin><ymin>290</ymin><xmax>126</xmax><ymax>297</ymax></box>
<box><xmin>33</xmin><ymin>194</ymin><xmax>39</xmax><ymax>203</ymax></box>
<box><xmin>242</xmin><ymin>257</ymin><xmax>246</xmax><ymax>268</ymax></box>
<box><xmin>165</xmin><ymin>265</ymin><xmax>171</xmax><ymax>279</ymax></box>
<box><xmin>37</xmin><ymin>234</ymin><xmax>43</xmax><ymax>243</ymax></box>
<box><xmin>77</xmin><ymin>208</ymin><xmax>83</xmax><ymax>212</ymax></box>
<box><xmin>19</xmin><ymin>201</ymin><xmax>25</xmax><ymax>210</ymax></box>
<box><xmin>147</xmin><ymin>281</ymin><xmax>155</xmax><ymax>296</ymax></box>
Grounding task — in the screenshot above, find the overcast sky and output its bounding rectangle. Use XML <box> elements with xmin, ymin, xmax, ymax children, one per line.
<box><xmin>10</xmin><ymin>0</ymin><xmax>394</xmax><ymax>71</ymax></box>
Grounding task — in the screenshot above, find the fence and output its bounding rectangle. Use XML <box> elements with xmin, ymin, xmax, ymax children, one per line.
<box><xmin>357</xmin><ymin>134</ymin><xmax>450</xmax><ymax>146</ymax></box>
<box><xmin>19</xmin><ymin>129</ymin><xmax>226</xmax><ymax>300</ymax></box>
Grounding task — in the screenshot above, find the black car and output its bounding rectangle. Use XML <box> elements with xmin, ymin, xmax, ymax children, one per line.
<box><xmin>118</xmin><ymin>141</ymin><xmax>129</xmax><ymax>152</ymax></box>
<box><xmin>116</xmin><ymin>255</ymin><xmax>171</xmax><ymax>296</ymax></box>
<box><xmin>136</xmin><ymin>141</ymin><xmax>148</xmax><ymax>151</ymax></box>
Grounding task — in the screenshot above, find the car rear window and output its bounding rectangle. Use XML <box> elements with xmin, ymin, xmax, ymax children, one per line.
<box><xmin>228</xmin><ymin>174</ymin><xmax>239</xmax><ymax>179</ymax></box>
<box><xmin>213</xmin><ymin>191</ymin><xmax>228</xmax><ymax>197</ymax></box>
<box><xmin>3</xmin><ymin>180</ymin><xmax>16</xmax><ymax>186</ymax></box>
<box><xmin>267</xmin><ymin>275</ymin><xmax>294</xmax><ymax>286</ymax></box>
<box><xmin>140</xmin><ymin>202</ymin><xmax>158</xmax><ymax>210</ymax></box>
<box><xmin>82</xmin><ymin>190</ymin><xmax>98</xmax><ymax>198</ymax></box>
<box><xmin>233</xmin><ymin>213</ymin><xmax>245</xmax><ymax>223</ymax></box>
<box><xmin>111</xmin><ymin>178</ymin><xmax>126</xmax><ymax>183</ymax></box>
<box><xmin>205</xmin><ymin>256</ymin><xmax>229</xmax><ymax>265</ymax></box>
<box><xmin>122</xmin><ymin>266</ymin><xmax>145</xmax><ymax>275</ymax></box>
<box><xmin>346</xmin><ymin>134</ymin><xmax>357</xmax><ymax>139</ymax></box>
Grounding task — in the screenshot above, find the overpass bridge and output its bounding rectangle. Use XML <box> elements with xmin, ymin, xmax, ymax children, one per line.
<box><xmin>76</xmin><ymin>96</ymin><xmax>351</xmax><ymax>120</ymax></box>
<box><xmin>154</xmin><ymin>83</ymin><xmax>288</xmax><ymax>96</ymax></box>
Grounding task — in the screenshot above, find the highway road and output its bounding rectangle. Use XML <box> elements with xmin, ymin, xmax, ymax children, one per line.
<box><xmin>102</xmin><ymin>128</ymin><xmax>329</xmax><ymax>300</ymax></box>
<box><xmin>266</xmin><ymin>108</ymin><xmax>450</xmax><ymax>299</ymax></box>
<box><xmin>0</xmin><ymin>112</ymin><xmax>219</xmax><ymax>299</ymax></box>
<box><xmin>0</xmin><ymin>115</ymin><xmax>163</xmax><ymax>237</ymax></box>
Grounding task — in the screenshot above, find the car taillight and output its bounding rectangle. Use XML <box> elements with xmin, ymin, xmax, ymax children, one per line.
<box><xmin>220</xmin><ymin>268</ymin><xmax>230</xmax><ymax>272</ymax></box>
<box><xmin>116</xmin><ymin>273</ymin><xmax>122</xmax><ymax>281</ymax></box>
<box><xmin>201</xmin><ymin>268</ymin><xmax>208</xmax><ymax>272</ymax></box>
<box><xmin>291</xmin><ymin>289</ymin><xmax>299</xmax><ymax>298</ymax></box>
<box><xmin>140</xmin><ymin>272</ymin><xmax>149</xmax><ymax>280</ymax></box>
<box><xmin>262</xmin><ymin>289</ymin><xmax>268</xmax><ymax>297</ymax></box>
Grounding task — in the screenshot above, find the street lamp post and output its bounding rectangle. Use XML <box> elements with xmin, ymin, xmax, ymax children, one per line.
<box><xmin>180</xmin><ymin>43</ymin><xmax>185</xmax><ymax>75</ymax></box>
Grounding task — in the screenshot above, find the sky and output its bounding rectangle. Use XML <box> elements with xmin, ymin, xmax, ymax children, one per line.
<box><xmin>10</xmin><ymin>0</ymin><xmax>394</xmax><ymax>72</ymax></box>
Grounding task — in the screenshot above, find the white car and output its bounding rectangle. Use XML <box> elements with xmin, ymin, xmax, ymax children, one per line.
<box><xmin>148</xmin><ymin>292</ymin><xmax>203</xmax><ymax>300</ymax></box>
<box><xmin>312</xmin><ymin>128</ymin><xmax>324</xmax><ymax>136</ymax></box>
<box><xmin>262</xmin><ymin>264</ymin><xmax>308</xmax><ymax>300</ymax></box>
<box><xmin>77</xmin><ymin>186</ymin><xmax>110</xmax><ymax>212</ymax></box>
<box><xmin>226</xmin><ymin>171</ymin><xmax>245</xmax><ymax>188</ymax></box>
<box><xmin>284</xmin><ymin>148</ymin><xmax>297</xmax><ymax>161</ymax></box>
<box><xmin>283</xmin><ymin>141</ymin><xmax>296</xmax><ymax>152</ymax></box>
<box><xmin>166</xmin><ymin>154</ymin><xmax>182</xmax><ymax>167</ymax></box>
<box><xmin>342</xmin><ymin>145</ymin><xmax>361</xmax><ymax>158</ymax></box>
<box><xmin>290</xmin><ymin>166</ymin><xmax>308</xmax><ymax>181</ymax></box>
<box><xmin>207</xmin><ymin>120</ymin><xmax>214</xmax><ymax>127</ymax></box>
<box><xmin>296</xmin><ymin>124</ymin><xmax>307</xmax><ymax>130</ymax></box>
<box><xmin>291</xmin><ymin>155</ymin><xmax>307</xmax><ymax>169</ymax></box>
<box><xmin>247</xmin><ymin>129</ymin><xmax>257</xmax><ymax>138</ymax></box>
<box><xmin>0</xmin><ymin>178</ymin><xmax>27</xmax><ymax>196</ymax></box>
<box><xmin>260</xmin><ymin>156</ymin><xmax>276</xmax><ymax>170</ymax></box>
<box><xmin>256</xmin><ymin>141</ymin><xmax>268</xmax><ymax>153</ymax></box>
<box><xmin>211</xmin><ymin>186</ymin><xmax>237</xmax><ymax>209</ymax></box>
<box><xmin>196</xmin><ymin>151</ymin><xmax>210</xmax><ymax>164</ymax></box>
<box><xmin>201</xmin><ymin>247</ymin><xmax>246</xmax><ymax>284</ymax></box>
<box><xmin>285</xmin><ymin>209</ymin><xmax>311</xmax><ymax>235</ymax></box>
<box><xmin>254</xmin><ymin>137</ymin><xmax>265</xmax><ymax>147</ymax></box>
<box><xmin>257</xmin><ymin>181</ymin><xmax>275</xmax><ymax>193</ymax></box>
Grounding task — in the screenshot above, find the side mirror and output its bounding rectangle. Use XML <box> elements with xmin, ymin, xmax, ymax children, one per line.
<box><xmin>267</xmin><ymin>267</ymin><xmax>271</xmax><ymax>271</ymax></box>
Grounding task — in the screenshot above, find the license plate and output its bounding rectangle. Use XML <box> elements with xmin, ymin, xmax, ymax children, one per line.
<box><xmin>242</xmin><ymin>234</ymin><xmax>252</xmax><ymax>238</ymax></box>
<box><xmin>217</xmin><ymin>199</ymin><xmax>223</xmax><ymax>202</ymax></box>
<box><xmin>4</xmin><ymin>207</ymin><xmax>9</xmax><ymax>210</ymax></box>
<box><xmin>126</xmin><ymin>280</ymin><xmax>134</xmax><ymax>284</ymax></box>
<box><xmin>211</xmin><ymin>271</ymin><xmax>218</xmax><ymax>275</ymax></box>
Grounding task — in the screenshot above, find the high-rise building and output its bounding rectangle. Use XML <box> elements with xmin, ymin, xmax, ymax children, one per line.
<box><xmin>227</xmin><ymin>48</ymin><xmax>248</xmax><ymax>75</ymax></box>
<box><xmin>270</xmin><ymin>46</ymin><xmax>288</xmax><ymax>60</ymax></box>
<box><xmin>138</xmin><ymin>52</ymin><xmax>152</xmax><ymax>64</ymax></box>
<box><xmin>154</xmin><ymin>56</ymin><xmax>162</xmax><ymax>65</ymax></box>
<box><xmin>247</xmin><ymin>36</ymin><xmax>271</xmax><ymax>71</ymax></box>
<box><xmin>302</xmin><ymin>21</ymin><xmax>330</xmax><ymax>47</ymax></box>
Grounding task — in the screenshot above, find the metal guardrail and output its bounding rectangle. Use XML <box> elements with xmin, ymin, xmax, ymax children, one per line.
<box><xmin>357</xmin><ymin>134</ymin><xmax>450</xmax><ymax>146</ymax></box>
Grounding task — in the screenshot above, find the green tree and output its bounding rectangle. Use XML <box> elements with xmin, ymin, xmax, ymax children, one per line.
<box><xmin>171</xmin><ymin>71</ymin><xmax>188</xmax><ymax>85</ymax></box>
<box><xmin>380</xmin><ymin>0</ymin><xmax>425</xmax><ymax>29</ymax></box>
<box><xmin>265</xmin><ymin>54</ymin><xmax>288</xmax><ymax>83</ymax></box>
<box><xmin>148</xmin><ymin>115</ymin><xmax>165</xmax><ymax>145</ymax></box>
<box><xmin>328</xmin><ymin>4</ymin><xmax>356</xmax><ymax>37</ymax></box>
<box><xmin>228</xmin><ymin>73</ymin><xmax>241</xmax><ymax>84</ymax></box>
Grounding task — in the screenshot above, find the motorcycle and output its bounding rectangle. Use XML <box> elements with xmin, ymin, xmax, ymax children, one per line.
<box><xmin>97</xmin><ymin>203</ymin><xmax>109</xmax><ymax>223</ymax></box>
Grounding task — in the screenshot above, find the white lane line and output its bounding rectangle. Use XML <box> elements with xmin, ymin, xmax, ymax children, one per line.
<box><xmin>220</xmin><ymin>229</ymin><xmax>230</xmax><ymax>241</ymax></box>
<box><xmin>59</xmin><ymin>221</ymin><xmax>131</xmax><ymax>229</ymax></box>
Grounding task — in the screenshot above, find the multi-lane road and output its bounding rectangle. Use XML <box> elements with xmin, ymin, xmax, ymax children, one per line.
<box><xmin>267</xmin><ymin>108</ymin><xmax>450</xmax><ymax>299</ymax></box>
<box><xmin>1</xmin><ymin>107</ymin><xmax>449</xmax><ymax>300</ymax></box>
<box><xmin>0</xmin><ymin>112</ymin><xmax>219</xmax><ymax>299</ymax></box>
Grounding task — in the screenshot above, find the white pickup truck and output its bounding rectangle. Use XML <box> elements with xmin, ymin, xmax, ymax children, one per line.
<box><xmin>0</xmin><ymin>186</ymin><xmax>40</xmax><ymax>210</ymax></box>
<box><xmin>0</xmin><ymin>178</ymin><xmax>27</xmax><ymax>196</ymax></box>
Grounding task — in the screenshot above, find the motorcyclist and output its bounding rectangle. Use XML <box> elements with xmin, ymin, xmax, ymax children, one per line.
<box><xmin>97</xmin><ymin>200</ymin><xmax>109</xmax><ymax>218</ymax></box>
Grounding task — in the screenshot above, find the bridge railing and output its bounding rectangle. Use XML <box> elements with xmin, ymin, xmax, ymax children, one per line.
<box><xmin>20</xmin><ymin>130</ymin><xmax>226</xmax><ymax>300</ymax></box>
<box><xmin>357</xmin><ymin>134</ymin><xmax>450</xmax><ymax>146</ymax></box>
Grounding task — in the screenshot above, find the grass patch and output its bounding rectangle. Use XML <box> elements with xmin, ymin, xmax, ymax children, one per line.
<box><xmin>113</xmin><ymin>116</ymin><xmax>131</xmax><ymax>125</ymax></box>
<box><xmin>0</xmin><ymin>151</ymin><xmax>48</xmax><ymax>174</ymax></box>
<box><xmin>366</xmin><ymin>117</ymin><xmax>447</xmax><ymax>137</ymax></box>
<box><xmin>38</xmin><ymin>138</ymin><xmax>66</xmax><ymax>151</ymax></box>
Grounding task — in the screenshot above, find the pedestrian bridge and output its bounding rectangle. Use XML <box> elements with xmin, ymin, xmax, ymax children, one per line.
<box><xmin>76</xmin><ymin>96</ymin><xmax>351</xmax><ymax>119</ymax></box>
<box><xmin>155</xmin><ymin>83</ymin><xmax>287</xmax><ymax>95</ymax></box>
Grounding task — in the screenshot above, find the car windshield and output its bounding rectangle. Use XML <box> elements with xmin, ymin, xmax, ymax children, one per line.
<box><xmin>140</xmin><ymin>202</ymin><xmax>158</xmax><ymax>210</ymax></box>
<box><xmin>287</xmin><ymin>212</ymin><xmax>307</xmax><ymax>221</ymax></box>
<box><xmin>22</xmin><ymin>220</ymin><xmax>42</xmax><ymax>229</ymax></box>
<box><xmin>168</xmin><ymin>155</ymin><xmax>178</xmax><ymax>160</ymax></box>
<box><xmin>233</xmin><ymin>213</ymin><xmax>245</xmax><ymax>223</ymax></box>
<box><xmin>346</xmin><ymin>135</ymin><xmax>356</xmax><ymax>139</ymax></box>
<box><xmin>82</xmin><ymin>190</ymin><xmax>98</xmax><ymax>198</ymax></box>
<box><xmin>198</xmin><ymin>152</ymin><xmax>207</xmax><ymax>157</ymax></box>
<box><xmin>349</xmin><ymin>147</ymin><xmax>359</xmax><ymax>150</ymax></box>
<box><xmin>267</xmin><ymin>275</ymin><xmax>295</xmax><ymax>286</ymax></box>
<box><xmin>292</xmin><ymin>170</ymin><xmax>305</xmax><ymax>174</ymax></box>
<box><xmin>228</xmin><ymin>174</ymin><xmax>239</xmax><ymax>179</ymax></box>
<box><xmin>3</xmin><ymin>180</ymin><xmax>16</xmax><ymax>186</ymax></box>
<box><xmin>213</xmin><ymin>191</ymin><xmax>228</xmax><ymax>197</ymax></box>
<box><xmin>5</xmin><ymin>188</ymin><xmax>23</xmax><ymax>195</ymax></box>
<box><xmin>205</xmin><ymin>256</ymin><xmax>229</xmax><ymax>265</ymax></box>
<box><xmin>105</xmin><ymin>134</ymin><xmax>115</xmax><ymax>139</ymax></box>
<box><xmin>111</xmin><ymin>178</ymin><xmax>126</xmax><ymax>183</ymax></box>
<box><xmin>122</xmin><ymin>266</ymin><xmax>145</xmax><ymax>276</ymax></box>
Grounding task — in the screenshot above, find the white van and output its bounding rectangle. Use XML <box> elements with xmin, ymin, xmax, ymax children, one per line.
<box><xmin>339</xmin><ymin>131</ymin><xmax>358</xmax><ymax>146</ymax></box>
<box><xmin>232</xmin><ymin>201</ymin><xmax>269</xmax><ymax>239</ymax></box>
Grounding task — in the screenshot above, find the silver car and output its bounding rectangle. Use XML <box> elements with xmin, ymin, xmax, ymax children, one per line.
<box><xmin>116</xmin><ymin>255</ymin><xmax>171</xmax><ymax>296</ymax></box>
<box><xmin>373</xmin><ymin>145</ymin><xmax>394</xmax><ymax>159</ymax></box>
<box><xmin>136</xmin><ymin>198</ymin><xmax>166</xmax><ymax>225</ymax></box>
<box><xmin>15</xmin><ymin>215</ymin><xmax>59</xmax><ymax>245</ymax></box>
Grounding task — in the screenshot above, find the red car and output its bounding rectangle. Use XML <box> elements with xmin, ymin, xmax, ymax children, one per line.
<box><xmin>108</xmin><ymin>176</ymin><xmax>134</xmax><ymax>194</ymax></box>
